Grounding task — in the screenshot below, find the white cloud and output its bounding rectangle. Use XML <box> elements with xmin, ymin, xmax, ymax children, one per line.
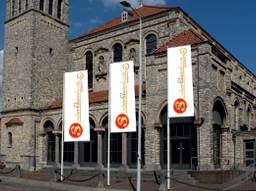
<box><xmin>102</xmin><ymin>0</ymin><xmax>117</xmax><ymax>7</ymax></box>
<box><xmin>89</xmin><ymin>17</ymin><xmax>101</xmax><ymax>24</ymax></box>
<box><xmin>70</xmin><ymin>22</ymin><xmax>84</xmax><ymax>29</ymax></box>
<box><xmin>142</xmin><ymin>0</ymin><xmax>166</xmax><ymax>6</ymax></box>
<box><xmin>102</xmin><ymin>0</ymin><xmax>166</xmax><ymax>8</ymax></box>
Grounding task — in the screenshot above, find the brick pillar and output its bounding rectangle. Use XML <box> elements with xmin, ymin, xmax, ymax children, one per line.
<box><xmin>144</xmin><ymin>123</ymin><xmax>162</xmax><ymax>171</ymax></box>
<box><xmin>95</xmin><ymin>128</ymin><xmax>105</xmax><ymax>170</ymax></box>
<box><xmin>73</xmin><ymin>142</ymin><xmax>79</xmax><ymax>168</ymax></box>
<box><xmin>55</xmin><ymin>135</ymin><xmax>60</xmax><ymax>167</ymax></box>
<box><xmin>221</xmin><ymin>128</ymin><xmax>232</xmax><ymax>169</ymax></box>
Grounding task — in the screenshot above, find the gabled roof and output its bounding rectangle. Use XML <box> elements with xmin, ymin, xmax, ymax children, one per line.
<box><xmin>153</xmin><ymin>30</ymin><xmax>206</xmax><ymax>54</ymax></box>
<box><xmin>73</xmin><ymin>5</ymin><xmax>175</xmax><ymax>41</ymax></box>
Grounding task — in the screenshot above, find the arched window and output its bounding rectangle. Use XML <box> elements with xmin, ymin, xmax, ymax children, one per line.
<box><xmin>58</xmin><ymin>122</ymin><xmax>74</xmax><ymax>164</ymax></box>
<box><xmin>234</xmin><ymin>100</ymin><xmax>240</xmax><ymax>130</ymax></box>
<box><xmin>8</xmin><ymin>132</ymin><xmax>13</xmax><ymax>146</ymax></box>
<box><xmin>63</xmin><ymin>142</ymin><xmax>74</xmax><ymax>164</ymax></box>
<box><xmin>57</xmin><ymin>0</ymin><xmax>63</xmax><ymax>19</ymax></box>
<box><xmin>12</xmin><ymin>0</ymin><xmax>16</xmax><ymax>16</ymax></box>
<box><xmin>212</xmin><ymin>99</ymin><xmax>227</xmax><ymax>168</ymax></box>
<box><xmin>39</xmin><ymin>0</ymin><xmax>44</xmax><ymax>11</ymax></box>
<box><xmin>18</xmin><ymin>0</ymin><xmax>21</xmax><ymax>13</ymax></box>
<box><xmin>25</xmin><ymin>0</ymin><xmax>28</xmax><ymax>10</ymax></box>
<box><xmin>48</xmin><ymin>0</ymin><xmax>53</xmax><ymax>15</ymax></box>
<box><xmin>246</xmin><ymin>106</ymin><xmax>252</xmax><ymax>129</ymax></box>
<box><xmin>85</xmin><ymin>51</ymin><xmax>93</xmax><ymax>89</ymax></box>
<box><xmin>44</xmin><ymin>121</ymin><xmax>55</xmax><ymax>164</ymax></box>
<box><xmin>127</xmin><ymin>112</ymin><xmax>145</xmax><ymax>168</ymax></box>
<box><xmin>145</xmin><ymin>34</ymin><xmax>157</xmax><ymax>55</ymax></box>
<box><xmin>102</xmin><ymin>116</ymin><xmax>122</xmax><ymax>166</ymax></box>
<box><xmin>160</xmin><ymin>106</ymin><xmax>168</xmax><ymax>167</ymax></box>
<box><xmin>79</xmin><ymin>118</ymin><xmax>97</xmax><ymax>166</ymax></box>
<box><xmin>113</xmin><ymin>43</ymin><xmax>123</xmax><ymax>62</ymax></box>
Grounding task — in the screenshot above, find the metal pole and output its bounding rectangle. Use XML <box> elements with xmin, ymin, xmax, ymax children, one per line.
<box><xmin>167</xmin><ymin>118</ymin><xmax>170</xmax><ymax>189</ymax></box>
<box><xmin>167</xmin><ymin>48</ymin><xmax>171</xmax><ymax>190</ymax></box>
<box><xmin>33</xmin><ymin>120</ymin><xmax>37</xmax><ymax>171</ymax></box>
<box><xmin>107</xmin><ymin>68</ymin><xmax>111</xmax><ymax>186</ymax></box>
<box><xmin>61</xmin><ymin>74</ymin><xmax>65</xmax><ymax>182</ymax></box>
<box><xmin>197</xmin><ymin>53</ymin><xmax>200</xmax><ymax>170</ymax></box>
<box><xmin>107</xmin><ymin>121</ymin><xmax>111</xmax><ymax>186</ymax></box>
<box><xmin>136</xmin><ymin>16</ymin><xmax>142</xmax><ymax>191</ymax></box>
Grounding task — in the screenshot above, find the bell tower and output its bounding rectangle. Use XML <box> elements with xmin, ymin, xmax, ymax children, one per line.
<box><xmin>1</xmin><ymin>0</ymin><xmax>69</xmax><ymax>169</ymax></box>
<box><xmin>3</xmin><ymin>0</ymin><xmax>69</xmax><ymax>111</ymax></box>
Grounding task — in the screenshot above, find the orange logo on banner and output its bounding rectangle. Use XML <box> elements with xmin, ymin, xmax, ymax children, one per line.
<box><xmin>69</xmin><ymin>123</ymin><xmax>83</xmax><ymax>138</ymax></box>
<box><xmin>173</xmin><ymin>98</ymin><xmax>187</xmax><ymax>114</ymax></box>
<box><xmin>115</xmin><ymin>114</ymin><xmax>129</xmax><ymax>129</ymax></box>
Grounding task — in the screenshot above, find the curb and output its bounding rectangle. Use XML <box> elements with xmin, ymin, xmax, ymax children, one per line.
<box><xmin>0</xmin><ymin>176</ymin><xmax>129</xmax><ymax>191</ymax></box>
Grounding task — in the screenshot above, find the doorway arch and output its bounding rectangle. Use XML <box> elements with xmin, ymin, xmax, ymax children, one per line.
<box><xmin>212</xmin><ymin>98</ymin><xmax>227</xmax><ymax>168</ymax></box>
<box><xmin>160</xmin><ymin>105</ymin><xmax>197</xmax><ymax>169</ymax></box>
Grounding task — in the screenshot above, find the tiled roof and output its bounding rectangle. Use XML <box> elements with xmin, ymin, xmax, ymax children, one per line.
<box><xmin>74</xmin><ymin>6</ymin><xmax>174</xmax><ymax>40</ymax></box>
<box><xmin>153</xmin><ymin>30</ymin><xmax>206</xmax><ymax>54</ymax></box>
<box><xmin>47</xmin><ymin>84</ymin><xmax>146</xmax><ymax>109</ymax></box>
<box><xmin>6</xmin><ymin>118</ymin><xmax>24</xmax><ymax>126</ymax></box>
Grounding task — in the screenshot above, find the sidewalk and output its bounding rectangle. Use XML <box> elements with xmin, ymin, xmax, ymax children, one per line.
<box><xmin>0</xmin><ymin>175</ymin><xmax>129</xmax><ymax>191</ymax></box>
<box><xmin>1</xmin><ymin>168</ymin><xmax>256</xmax><ymax>191</ymax></box>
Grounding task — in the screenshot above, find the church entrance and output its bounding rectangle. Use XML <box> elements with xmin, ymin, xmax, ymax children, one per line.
<box><xmin>169</xmin><ymin>123</ymin><xmax>197</xmax><ymax>169</ymax></box>
<box><xmin>171</xmin><ymin>139</ymin><xmax>191</xmax><ymax>169</ymax></box>
<box><xmin>160</xmin><ymin>106</ymin><xmax>197</xmax><ymax>169</ymax></box>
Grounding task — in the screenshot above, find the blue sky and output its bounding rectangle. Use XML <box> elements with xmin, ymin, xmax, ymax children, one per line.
<box><xmin>0</xmin><ymin>0</ymin><xmax>255</xmax><ymax>74</ymax></box>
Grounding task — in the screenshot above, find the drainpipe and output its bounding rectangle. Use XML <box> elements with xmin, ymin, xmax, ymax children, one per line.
<box><xmin>34</xmin><ymin>117</ymin><xmax>37</xmax><ymax>171</ymax></box>
<box><xmin>196</xmin><ymin>47</ymin><xmax>200</xmax><ymax>170</ymax></box>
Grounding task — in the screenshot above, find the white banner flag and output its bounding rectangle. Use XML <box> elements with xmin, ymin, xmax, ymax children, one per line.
<box><xmin>64</xmin><ymin>70</ymin><xmax>90</xmax><ymax>142</ymax></box>
<box><xmin>168</xmin><ymin>45</ymin><xmax>194</xmax><ymax>118</ymax></box>
<box><xmin>110</xmin><ymin>61</ymin><xmax>136</xmax><ymax>133</ymax></box>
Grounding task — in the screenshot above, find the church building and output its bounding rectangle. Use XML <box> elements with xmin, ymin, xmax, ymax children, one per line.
<box><xmin>1</xmin><ymin>0</ymin><xmax>256</xmax><ymax>172</ymax></box>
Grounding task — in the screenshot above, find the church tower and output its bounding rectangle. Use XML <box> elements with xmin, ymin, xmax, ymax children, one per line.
<box><xmin>1</xmin><ymin>0</ymin><xmax>69</xmax><ymax>169</ymax></box>
<box><xmin>3</xmin><ymin>0</ymin><xmax>68</xmax><ymax>111</ymax></box>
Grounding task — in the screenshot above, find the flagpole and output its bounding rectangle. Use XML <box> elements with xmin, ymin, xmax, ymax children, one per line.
<box><xmin>61</xmin><ymin>121</ymin><xmax>64</xmax><ymax>181</ymax></box>
<box><xmin>61</xmin><ymin>73</ymin><xmax>65</xmax><ymax>182</ymax></box>
<box><xmin>107</xmin><ymin>65</ymin><xmax>111</xmax><ymax>186</ymax></box>
<box><xmin>107</xmin><ymin>121</ymin><xmax>111</xmax><ymax>186</ymax></box>
<box><xmin>136</xmin><ymin>15</ymin><xmax>142</xmax><ymax>191</ymax></box>
<box><xmin>119</xmin><ymin>2</ymin><xmax>142</xmax><ymax>190</ymax></box>
<box><xmin>167</xmin><ymin>117</ymin><xmax>170</xmax><ymax>190</ymax></box>
<box><xmin>167</xmin><ymin>49</ymin><xmax>171</xmax><ymax>190</ymax></box>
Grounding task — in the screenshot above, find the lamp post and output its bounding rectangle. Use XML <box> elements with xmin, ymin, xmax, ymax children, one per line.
<box><xmin>120</xmin><ymin>1</ymin><xmax>142</xmax><ymax>191</ymax></box>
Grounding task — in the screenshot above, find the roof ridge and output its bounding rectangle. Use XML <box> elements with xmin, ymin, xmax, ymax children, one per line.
<box><xmin>72</xmin><ymin>6</ymin><xmax>176</xmax><ymax>41</ymax></box>
<box><xmin>153</xmin><ymin>29</ymin><xmax>206</xmax><ymax>54</ymax></box>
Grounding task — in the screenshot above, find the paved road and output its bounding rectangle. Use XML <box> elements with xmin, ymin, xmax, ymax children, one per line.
<box><xmin>0</xmin><ymin>176</ymin><xmax>129</xmax><ymax>191</ymax></box>
<box><xmin>1</xmin><ymin>175</ymin><xmax>256</xmax><ymax>191</ymax></box>
<box><xmin>0</xmin><ymin>182</ymin><xmax>60</xmax><ymax>191</ymax></box>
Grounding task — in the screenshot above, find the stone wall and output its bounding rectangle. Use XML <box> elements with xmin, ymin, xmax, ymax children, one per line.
<box><xmin>1</xmin><ymin>2</ymin><xmax>256</xmax><ymax>171</ymax></box>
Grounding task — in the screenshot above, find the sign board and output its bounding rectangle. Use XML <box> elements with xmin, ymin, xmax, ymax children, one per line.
<box><xmin>64</xmin><ymin>70</ymin><xmax>90</xmax><ymax>142</ymax></box>
<box><xmin>168</xmin><ymin>45</ymin><xmax>194</xmax><ymax>118</ymax></box>
<box><xmin>110</xmin><ymin>61</ymin><xmax>136</xmax><ymax>133</ymax></box>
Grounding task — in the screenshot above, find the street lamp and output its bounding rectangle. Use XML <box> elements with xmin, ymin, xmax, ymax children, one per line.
<box><xmin>120</xmin><ymin>1</ymin><xmax>143</xmax><ymax>191</ymax></box>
